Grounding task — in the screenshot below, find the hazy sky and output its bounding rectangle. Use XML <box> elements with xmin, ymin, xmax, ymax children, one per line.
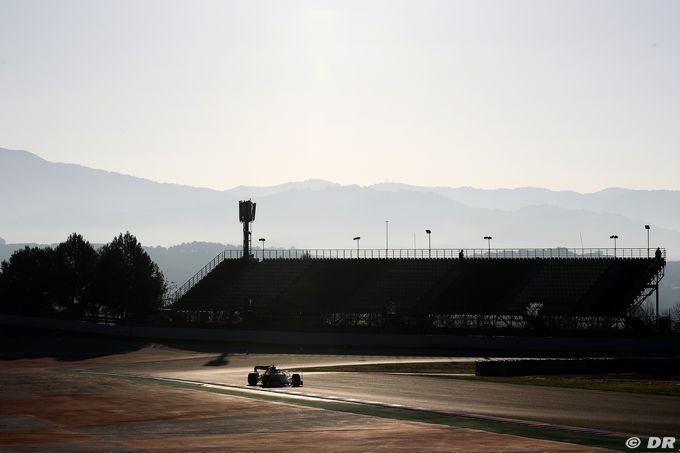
<box><xmin>1</xmin><ymin>0</ymin><xmax>679</xmax><ymax>192</ymax></box>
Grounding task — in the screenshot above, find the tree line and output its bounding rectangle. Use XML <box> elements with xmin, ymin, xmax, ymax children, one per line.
<box><xmin>0</xmin><ymin>232</ymin><xmax>166</xmax><ymax>322</ymax></box>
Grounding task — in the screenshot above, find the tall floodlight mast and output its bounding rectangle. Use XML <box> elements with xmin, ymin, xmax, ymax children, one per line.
<box><xmin>239</xmin><ymin>200</ymin><xmax>256</xmax><ymax>260</ymax></box>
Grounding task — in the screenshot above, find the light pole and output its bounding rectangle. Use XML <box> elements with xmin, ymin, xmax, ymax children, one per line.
<box><xmin>484</xmin><ymin>236</ymin><xmax>492</xmax><ymax>258</ymax></box>
<box><xmin>645</xmin><ymin>225</ymin><xmax>650</xmax><ymax>258</ymax></box>
<box><xmin>610</xmin><ymin>235</ymin><xmax>618</xmax><ymax>258</ymax></box>
<box><xmin>353</xmin><ymin>236</ymin><xmax>360</xmax><ymax>256</ymax></box>
<box><xmin>385</xmin><ymin>220</ymin><xmax>389</xmax><ymax>257</ymax></box>
<box><xmin>259</xmin><ymin>238</ymin><xmax>266</xmax><ymax>260</ymax></box>
<box><xmin>426</xmin><ymin>229</ymin><xmax>431</xmax><ymax>258</ymax></box>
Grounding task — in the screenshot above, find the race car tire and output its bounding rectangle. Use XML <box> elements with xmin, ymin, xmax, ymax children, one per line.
<box><xmin>247</xmin><ymin>372</ymin><xmax>258</xmax><ymax>386</ymax></box>
<box><xmin>291</xmin><ymin>374</ymin><xmax>302</xmax><ymax>387</ymax></box>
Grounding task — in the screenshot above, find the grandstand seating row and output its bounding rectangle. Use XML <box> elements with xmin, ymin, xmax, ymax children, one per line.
<box><xmin>176</xmin><ymin>257</ymin><xmax>663</xmax><ymax>317</ymax></box>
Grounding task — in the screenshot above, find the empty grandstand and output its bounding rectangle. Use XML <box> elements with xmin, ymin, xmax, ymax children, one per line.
<box><xmin>172</xmin><ymin>201</ymin><xmax>666</xmax><ymax>333</ymax></box>
<box><xmin>173</xmin><ymin>249</ymin><xmax>665</xmax><ymax>332</ymax></box>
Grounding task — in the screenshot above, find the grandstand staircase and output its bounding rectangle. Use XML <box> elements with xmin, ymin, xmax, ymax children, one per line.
<box><xmin>173</xmin><ymin>250</ymin><xmax>242</xmax><ymax>303</ymax></box>
<box><xmin>175</xmin><ymin>259</ymin><xmax>247</xmax><ymax>309</ymax></box>
<box><xmin>627</xmin><ymin>258</ymin><xmax>665</xmax><ymax>315</ymax></box>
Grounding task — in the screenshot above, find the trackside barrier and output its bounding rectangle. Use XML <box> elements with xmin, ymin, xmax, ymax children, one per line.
<box><xmin>475</xmin><ymin>358</ymin><xmax>680</xmax><ymax>376</ymax></box>
<box><xmin>1</xmin><ymin>314</ymin><xmax>678</xmax><ymax>354</ymax></box>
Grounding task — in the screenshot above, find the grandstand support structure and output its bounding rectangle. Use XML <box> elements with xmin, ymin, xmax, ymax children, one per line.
<box><xmin>427</xmin><ymin>314</ymin><xmax>628</xmax><ymax>331</ymax></box>
<box><xmin>628</xmin><ymin>260</ymin><xmax>665</xmax><ymax>317</ymax></box>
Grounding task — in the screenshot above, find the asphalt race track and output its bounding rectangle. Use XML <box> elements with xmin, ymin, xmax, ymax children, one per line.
<box><xmin>91</xmin><ymin>352</ymin><xmax>680</xmax><ymax>437</ymax></box>
<box><xmin>288</xmin><ymin>372</ymin><xmax>678</xmax><ymax>436</ymax></box>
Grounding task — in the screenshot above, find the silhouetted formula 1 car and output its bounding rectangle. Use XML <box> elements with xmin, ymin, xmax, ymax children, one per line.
<box><xmin>247</xmin><ymin>364</ymin><xmax>303</xmax><ymax>388</ymax></box>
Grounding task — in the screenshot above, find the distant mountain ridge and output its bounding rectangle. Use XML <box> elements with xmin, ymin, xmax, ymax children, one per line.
<box><xmin>1</xmin><ymin>147</ymin><xmax>679</xmax><ymax>259</ymax></box>
<box><xmin>370</xmin><ymin>183</ymin><xmax>680</xmax><ymax>230</ymax></box>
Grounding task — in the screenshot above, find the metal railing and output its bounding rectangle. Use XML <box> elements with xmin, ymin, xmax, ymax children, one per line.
<box><xmin>248</xmin><ymin>247</ymin><xmax>665</xmax><ymax>260</ymax></box>
<box><xmin>173</xmin><ymin>249</ymin><xmax>244</xmax><ymax>302</ymax></box>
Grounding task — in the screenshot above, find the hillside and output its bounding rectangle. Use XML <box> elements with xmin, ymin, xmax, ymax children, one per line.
<box><xmin>2</xmin><ymin>147</ymin><xmax>679</xmax><ymax>258</ymax></box>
